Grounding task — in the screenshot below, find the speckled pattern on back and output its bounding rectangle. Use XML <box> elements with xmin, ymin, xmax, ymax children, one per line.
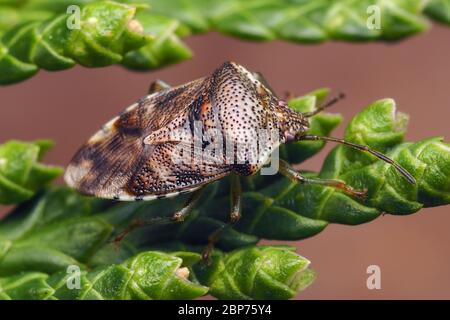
<box><xmin>64</xmin><ymin>62</ymin><xmax>309</xmax><ymax>201</ymax></box>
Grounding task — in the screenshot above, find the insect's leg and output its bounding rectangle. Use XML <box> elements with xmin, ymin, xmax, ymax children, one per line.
<box><xmin>303</xmin><ymin>92</ymin><xmax>346</xmax><ymax>117</ymax></box>
<box><xmin>297</xmin><ymin>135</ymin><xmax>416</xmax><ymax>184</ymax></box>
<box><xmin>202</xmin><ymin>225</ymin><xmax>226</xmax><ymax>262</ymax></box>
<box><xmin>148</xmin><ymin>79</ymin><xmax>171</xmax><ymax>94</ymax></box>
<box><xmin>112</xmin><ymin>215</ymin><xmax>173</xmax><ymax>245</ymax></box>
<box><xmin>202</xmin><ymin>176</ymin><xmax>242</xmax><ymax>261</ymax></box>
<box><xmin>113</xmin><ymin>188</ymin><xmax>205</xmax><ymax>245</ymax></box>
<box><xmin>230</xmin><ymin>174</ymin><xmax>242</xmax><ymax>222</ymax></box>
<box><xmin>172</xmin><ymin>187</ymin><xmax>205</xmax><ymax>222</ymax></box>
<box><xmin>278</xmin><ymin>159</ymin><xmax>367</xmax><ymax>199</ymax></box>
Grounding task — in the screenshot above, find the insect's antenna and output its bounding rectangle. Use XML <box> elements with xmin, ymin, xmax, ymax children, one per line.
<box><xmin>297</xmin><ymin>134</ymin><xmax>416</xmax><ymax>184</ymax></box>
<box><xmin>303</xmin><ymin>92</ymin><xmax>345</xmax><ymax>117</ymax></box>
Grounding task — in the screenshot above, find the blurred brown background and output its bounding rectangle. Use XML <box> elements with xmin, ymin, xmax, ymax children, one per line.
<box><xmin>1</xmin><ymin>24</ymin><xmax>449</xmax><ymax>299</ymax></box>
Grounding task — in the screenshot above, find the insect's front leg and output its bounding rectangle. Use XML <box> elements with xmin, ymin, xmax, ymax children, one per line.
<box><xmin>113</xmin><ymin>188</ymin><xmax>205</xmax><ymax>245</ymax></box>
<box><xmin>278</xmin><ymin>159</ymin><xmax>367</xmax><ymax>200</ymax></box>
<box><xmin>172</xmin><ymin>187</ymin><xmax>205</xmax><ymax>222</ymax></box>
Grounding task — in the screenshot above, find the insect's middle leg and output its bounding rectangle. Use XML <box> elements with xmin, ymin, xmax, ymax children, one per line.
<box><xmin>279</xmin><ymin>160</ymin><xmax>367</xmax><ymax>199</ymax></box>
<box><xmin>229</xmin><ymin>174</ymin><xmax>242</xmax><ymax>222</ymax></box>
<box><xmin>202</xmin><ymin>175</ymin><xmax>243</xmax><ymax>261</ymax></box>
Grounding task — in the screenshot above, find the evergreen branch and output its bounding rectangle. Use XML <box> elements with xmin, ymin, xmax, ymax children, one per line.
<box><xmin>1</xmin><ymin>0</ymin><xmax>450</xmax><ymax>84</ymax></box>
<box><xmin>0</xmin><ymin>90</ymin><xmax>449</xmax><ymax>299</ymax></box>
<box><xmin>0</xmin><ymin>1</ymin><xmax>153</xmax><ymax>84</ymax></box>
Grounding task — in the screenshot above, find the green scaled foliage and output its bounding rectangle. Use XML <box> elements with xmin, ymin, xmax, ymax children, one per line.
<box><xmin>0</xmin><ymin>91</ymin><xmax>449</xmax><ymax>299</ymax></box>
<box><xmin>0</xmin><ymin>140</ymin><xmax>62</xmax><ymax>204</ymax></box>
<box><xmin>0</xmin><ymin>186</ymin><xmax>314</xmax><ymax>299</ymax></box>
<box><xmin>0</xmin><ymin>7</ymin><xmax>52</xmax><ymax>31</ymax></box>
<box><xmin>1</xmin><ymin>0</ymin><xmax>450</xmax><ymax>84</ymax></box>
<box><xmin>0</xmin><ymin>187</ymin><xmax>111</xmax><ymax>276</ymax></box>
<box><xmin>193</xmin><ymin>246</ymin><xmax>315</xmax><ymax>300</ymax></box>
<box><xmin>0</xmin><ymin>251</ymin><xmax>208</xmax><ymax>300</ymax></box>
<box><xmin>140</xmin><ymin>0</ymin><xmax>432</xmax><ymax>41</ymax></box>
<box><xmin>207</xmin><ymin>0</ymin><xmax>428</xmax><ymax>42</ymax></box>
<box><xmin>425</xmin><ymin>0</ymin><xmax>450</xmax><ymax>25</ymax></box>
<box><xmin>0</xmin><ymin>1</ymin><xmax>153</xmax><ymax>84</ymax></box>
<box><xmin>120</xmin><ymin>11</ymin><xmax>192</xmax><ymax>70</ymax></box>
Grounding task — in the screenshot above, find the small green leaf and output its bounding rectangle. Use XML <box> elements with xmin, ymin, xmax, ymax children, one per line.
<box><xmin>0</xmin><ymin>7</ymin><xmax>51</xmax><ymax>32</ymax></box>
<box><xmin>144</xmin><ymin>0</ymin><xmax>211</xmax><ymax>33</ymax></box>
<box><xmin>193</xmin><ymin>246</ymin><xmax>315</xmax><ymax>300</ymax></box>
<box><xmin>121</xmin><ymin>12</ymin><xmax>192</xmax><ymax>70</ymax></box>
<box><xmin>0</xmin><ymin>40</ymin><xmax>38</xmax><ymax>85</ymax></box>
<box><xmin>0</xmin><ymin>140</ymin><xmax>62</xmax><ymax>205</ymax></box>
<box><xmin>0</xmin><ymin>244</ymin><xmax>82</xmax><ymax>277</ymax></box>
<box><xmin>0</xmin><ymin>272</ymin><xmax>54</xmax><ymax>300</ymax></box>
<box><xmin>425</xmin><ymin>0</ymin><xmax>450</xmax><ymax>25</ymax></box>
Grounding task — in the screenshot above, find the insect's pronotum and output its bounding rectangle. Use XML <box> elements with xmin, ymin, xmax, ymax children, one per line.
<box><xmin>65</xmin><ymin>62</ymin><xmax>415</xmax><ymax>245</ymax></box>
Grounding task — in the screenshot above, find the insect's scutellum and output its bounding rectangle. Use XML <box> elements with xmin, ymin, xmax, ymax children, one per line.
<box><xmin>65</xmin><ymin>61</ymin><xmax>415</xmax><ymax>208</ymax></box>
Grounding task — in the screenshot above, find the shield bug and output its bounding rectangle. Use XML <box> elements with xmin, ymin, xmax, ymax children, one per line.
<box><xmin>65</xmin><ymin>61</ymin><xmax>416</xmax><ymax>240</ymax></box>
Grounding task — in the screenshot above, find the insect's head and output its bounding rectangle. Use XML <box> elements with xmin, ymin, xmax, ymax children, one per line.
<box><xmin>276</xmin><ymin>100</ymin><xmax>310</xmax><ymax>143</ymax></box>
<box><xmin>277</xmin><ymin>92</ymin><xmax>346</xmax><ymax>143</ymax></box>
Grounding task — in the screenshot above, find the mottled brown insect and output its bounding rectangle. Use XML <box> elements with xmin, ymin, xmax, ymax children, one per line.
<box><xmin>65</xmin><ymin>62</ymin><xmax>415</xmax><ymax>229</ymax></box>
